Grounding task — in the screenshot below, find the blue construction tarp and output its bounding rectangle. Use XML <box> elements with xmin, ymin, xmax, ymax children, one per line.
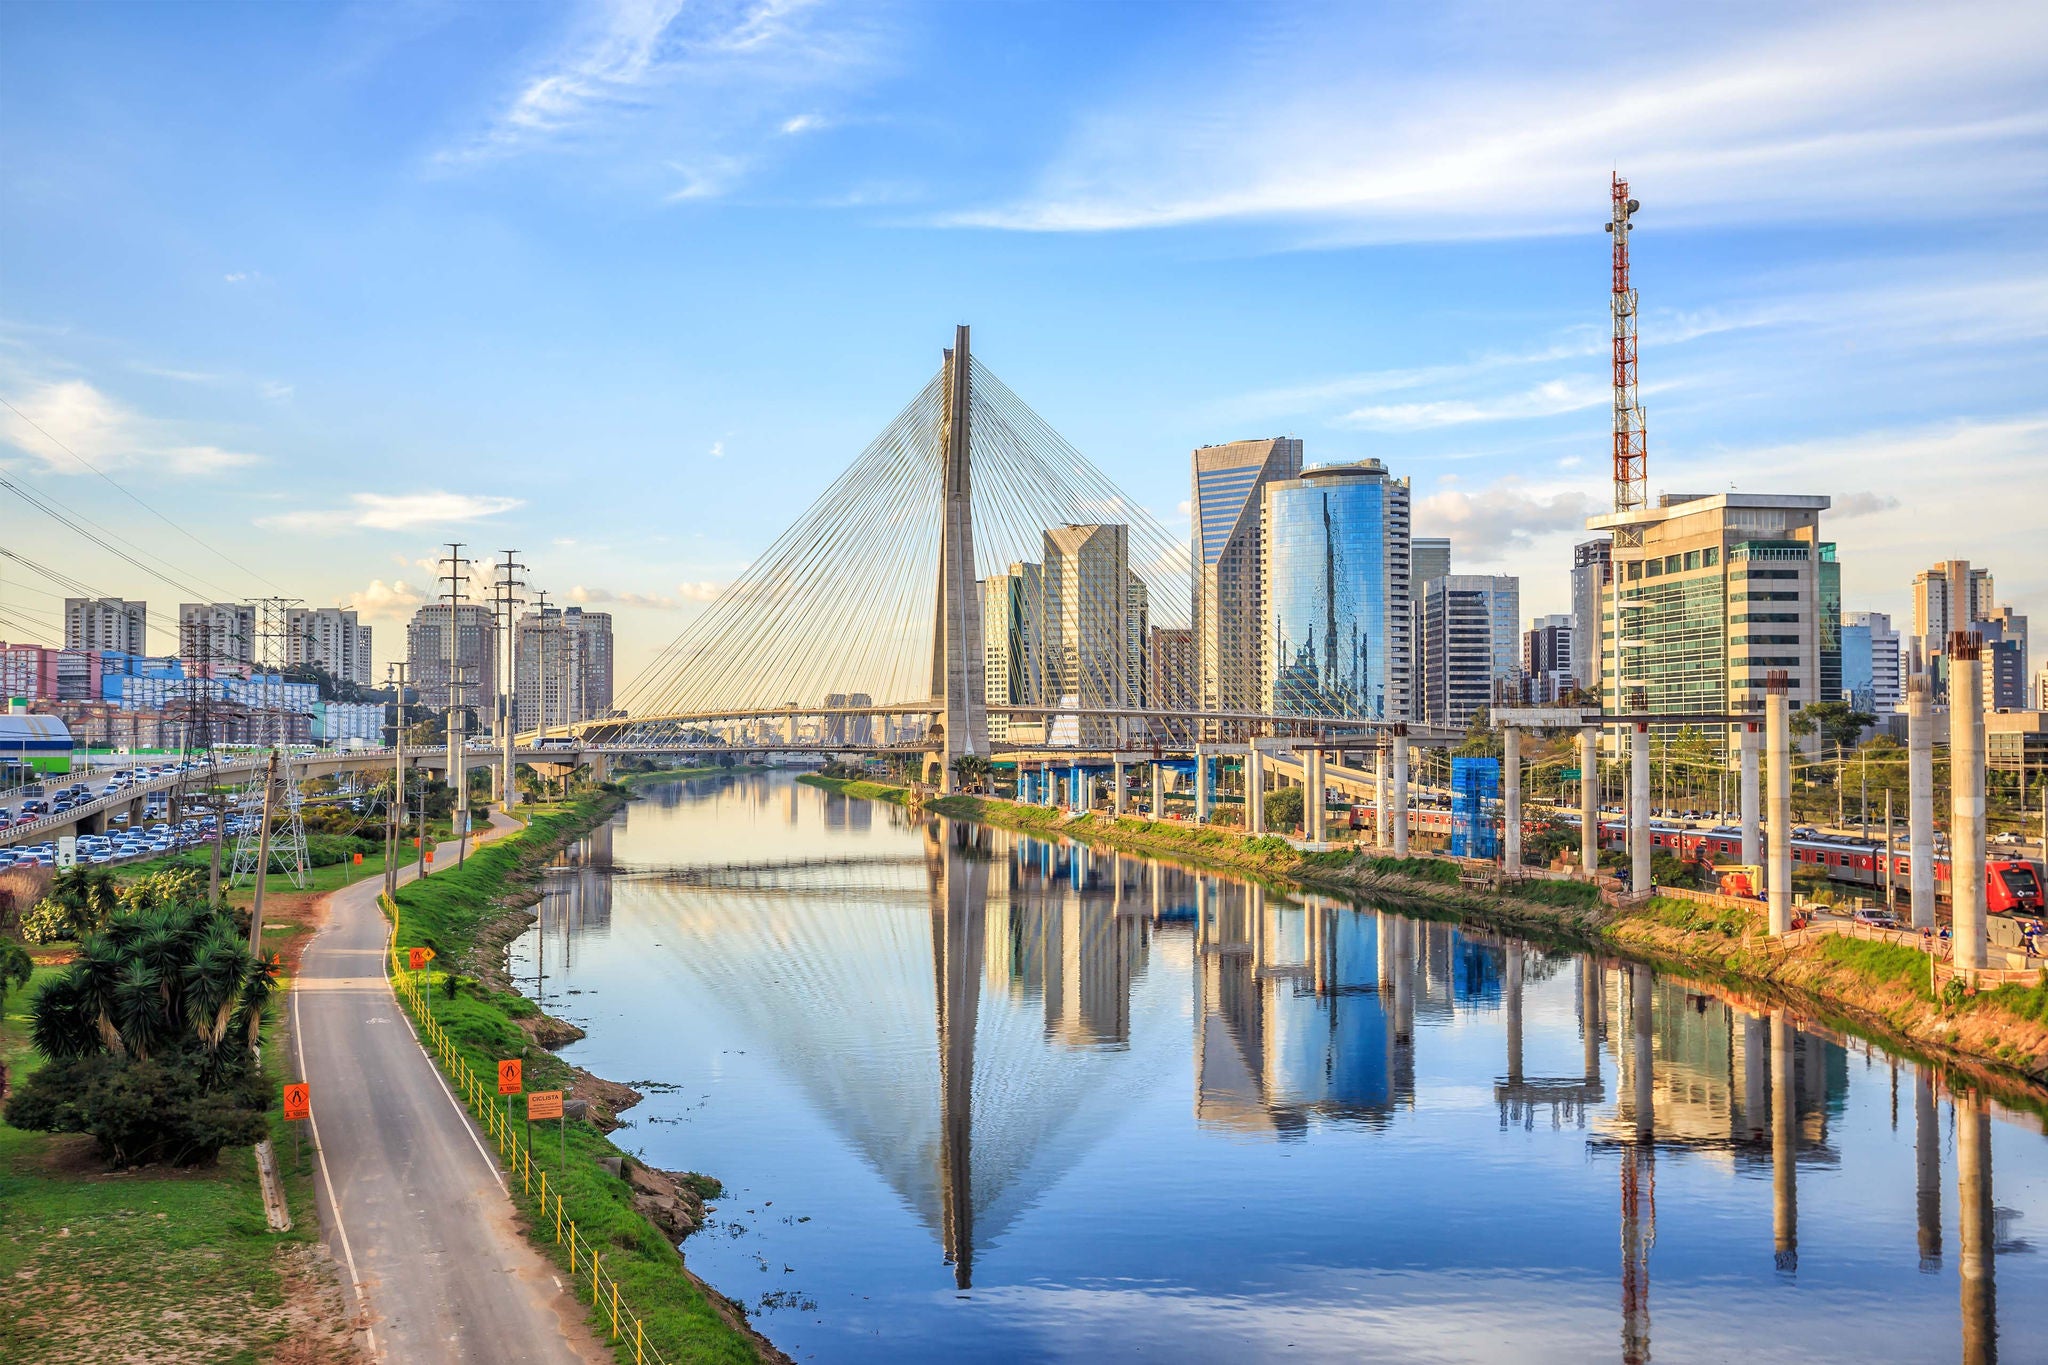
<box><xmin>1450</xmin><ymin>756</ymin><xmax>1500</xmax><ymax>860</ymax></box>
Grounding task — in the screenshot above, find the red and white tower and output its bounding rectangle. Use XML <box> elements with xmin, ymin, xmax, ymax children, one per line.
<box><xmin>1605</xmin><ymin>176</ymin><xmax>1645</xmax><ymax>513</ymax></box>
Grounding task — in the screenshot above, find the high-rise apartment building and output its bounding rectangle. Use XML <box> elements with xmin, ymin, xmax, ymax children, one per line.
<box><xmin>179</xmin><ymin>602</ymin><xmax>256</xmax><ymax>665</ymax></box>
<box><xmin>1258</xmin><ymin>459</ymin><xmax>1413</xmax><ymax>720</ymax></box>
<box><xmin>1979</xmin><ymin>605</ymin><xmax>2029</xmax><ymax>711</ymax></box>
<box><xmin>1414</xmin><ymin>575</ymin><xmax>1519</xmax><ymax>730</ymax></box>
<box><xmin>64</xmin><ymin>598</ymin><xmax>148</xmax><ymax>655</ymax></box>
<box><xmin>285</xmin><ymin>606</ymin><xmax>374</xmax><ymax>686</ymax></box>
<box><xmin>1912</xmin><ymin>560</ymin><xmax>1995</xmax><ymax>664</ymax></box>
<box><xmin>408</xmin><ymin>603</ymin><xmax>497</xmax><ymax>727</ymax></box>
<box><xmin>1588</xmin><ymin>493</ymin><xmax>1837</xmax><ymax>752</ymax></box>
<box><xmin>1044</xmin><ymin>523</ymin><xmax>1134</xmax><ymax>748</ymax></box>
<box><xmin>1842</xmin><ymin>610</ymin><xmax>1903</xmax><ymax>713</ymax></box>
<box><xmin>1191</xmin><ymin>438</ymin><xmax>1302</xmax><ymax>718</ymax></box>
<box><xmin>1147</xmin><ymin>626</ymin><xmax>1194</xmax><ymax>716</ymax></box>
<box><xmin>1410</xmin><ymin>537</ymin><xmax>1451</xmax><ymax>590</ymax></box>
<box><xmin>512</xmin><ymin>605</ymin><xmax>612</xmax><ymax>730</ymax></box>
<box><xmin>982</xmin><ymin>563</ymin><xmax>1045</xmax><ymax>743</ymax></box>
<box><xmin>1523</xmin><ymin>613</ymin><xmax>1575</xmax><ymax>704</ymax></box>
<box><xmin>822</xmin><ymin>693</ymin><xmax>874</xmax><ymax>746</ymax></box>
<box><xmin>1569</xmin><ymin>539</ymin><xmax>1612</xmax><ymax>703</ymax></box>
<box><xmin>2036</xmin><ymin>661</ymin><xmax>2048</xmax><ymax>711</ymax></box>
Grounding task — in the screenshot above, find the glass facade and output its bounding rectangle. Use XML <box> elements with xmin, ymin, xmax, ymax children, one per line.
<box><xmin>1262</xmin><ymin>464</ymin><xmax>1404</xmax><ymax>719</ymax></box>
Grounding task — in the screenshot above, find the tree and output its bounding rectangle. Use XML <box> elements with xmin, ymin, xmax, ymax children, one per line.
<box><xmin>1791</xmin><ymin>701</ymin><xmax>1876</xmax><ymax>763</ymax></box>
<box><xmin>1454</xmin><ymin>707</ymin><xmax>1502</xmax><ymax>759</ymax></box>
<box><xmin>952</xmin><ymin>754</ymin><xmax>991</xmax><ymax>792</ymax></box>
<box><xmin>1265</xmin><ymin>786</ymin><xmax>1305</xmax><ymax>832</ymax></box>
<box><xmin>6</xmin><ymin>899</ymin><xmax>274</xmax><ymax>1166</ymax></box>
<box><xmin>20</xmin><ymin>867</ymin><xmax>120</xmax><ymax>944</ymax></box>
<box><xmin>0</xmin><ymin>940</ymin><xmax>31</xmax><ymax>1005</ymax></box>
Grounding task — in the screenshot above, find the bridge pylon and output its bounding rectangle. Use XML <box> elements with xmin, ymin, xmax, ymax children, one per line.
<box><xmin>927</xmin><ymin>324</ymin><xmax>989</xmax><ymax>791</ymax></box>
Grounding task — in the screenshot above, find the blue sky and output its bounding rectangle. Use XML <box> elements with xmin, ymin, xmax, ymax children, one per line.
<box><xmin>2</xmin><ymin>0</ymin><xmax>2044</xmax><ymax>685</ymax></box>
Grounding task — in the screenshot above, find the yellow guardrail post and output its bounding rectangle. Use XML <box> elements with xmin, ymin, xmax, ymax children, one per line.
<box><xmin>635</xmin><ymin>1318</ymin><xmax>644</xmax><ymax>1363</ymax></box>
<box><xmin>593</xmin><ymin>1253</ymin><xmax>602</xmax><ymax>1307</ymax></box>
<box><xmin>610</xmin><ymin>1280</ymin><xmax>620</xmax><ymax>1339</ymax></box>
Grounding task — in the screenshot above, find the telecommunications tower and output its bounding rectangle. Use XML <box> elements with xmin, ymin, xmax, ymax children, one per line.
<box><xmin>1605</xmin><ymin>175</ymin><xmax>1645</xmax><ymax>513</ymax></box>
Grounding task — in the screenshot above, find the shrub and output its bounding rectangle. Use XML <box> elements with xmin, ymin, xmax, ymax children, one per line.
<box><xmin>119</xmin><ymin>867</ymin><xmax>205</xmax><ymax>913</ymax></box>
<box><xmin>1264</xmin><ymin>787</ymin><xmax>1304</xmax><ymax>832</ymax></box>
<box><xmin>5</xmin><ymin>1048</ymin><xmax>269</xmax><ymax>1166</ymax></box>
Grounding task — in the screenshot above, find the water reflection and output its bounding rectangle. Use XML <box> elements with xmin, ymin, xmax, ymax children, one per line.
<box><xmin>514</xmin><ymin>775</ymin><xmax>2042</xmax><ymax>1363</ymax></box>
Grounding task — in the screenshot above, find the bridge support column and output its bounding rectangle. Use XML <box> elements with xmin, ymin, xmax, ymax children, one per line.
<box><xmin>1503</xmin><ymin>727</ymin><xmax>1522</xmax><ymax>875</ymax></box>
<box><xmin>1247</xmin><ymin>748</ymin><xmax>1265</xmax><ymax>834</ymax></box>
<box><xmin>1392</xmin><ymin>734</ymin><xmax>1410</xmax><ymax>857</ymax></box>
<box><xmin>1739</xmin><ymin>721</ymin><xmax>1761</xmax><ymax>869</ymax></box>
<box><xmin>1306</xmin><ymin>747</ymin><xmax>1325</xmax><ymax>841</ymax></box>
<box><xmin>1767</xmin><ymin>690</ymin><xmax>1792</xmax><ymax>935</ymax></box>
<box><xmin>589</xmin><ymin>752</ymin><xmax>608</xmax><ymax>785</ymax></box>
<box><xmin>1150</xmin><ymin>762</ymin><xmax>1163</xmax><ymax>818</ymax></box>
<box><xmin>1950</xmin><ymin>639</ymin><xmax>1987</xmax><ymax>976</ymax></box>
<box><xmin>1916</xmin><ymin>1066</ymin><xmax>1942</xmax><ymax>1270</ymax></box>
<box><xmin>1113</xmin><ymin>760</ymin><xmax>1126</xmax><ymax>816</ymax></box>
<box><xmin>1194</xmin><ymin>746</ymin><xmax>1211</xmax><ymax>823</ymax></box>
<box><xmin>1506</xmin><ymin>942</ymin><xmax>1525</xmax><ymax>1087</ymax></box>
<box><xmin>1375</xmin><ymin>747</ymin><xmax>1389</xmax><ymax>849</ymax></box>
<box><xmin>1630</xmin><ymin>722</ymin><xmax>1651</xmax><ymax>896</ymax></box>
<box><xmin>1908</xmin><ymin>680</ymin><xmax>1936</xmax><ymax>929</ymax></box>
<box><xmin>1580</xmin><ymin>726</ymin><xmax>1599</xmax><ymax>875</ymax></box>
<box><xmin>1959</xmin><ymin>1088</ymin><xmax>1996</xmax><ymax>1363</ymax></box>
<box><xmin>1772</xmin><ymin>1009</ymin><xmax>1797</xmax><ymax>1273</ymax></box>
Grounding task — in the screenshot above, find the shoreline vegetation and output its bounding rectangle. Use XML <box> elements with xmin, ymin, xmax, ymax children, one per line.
<box><xmin>384</xmin><ymin>787</ymin><xmax>787</xmax><ymax>1365</ymax></box>
<box><xmin>798</xmin><ymin>773</ymin><xmax>2048</xmax><ymax>1109</ymax></box>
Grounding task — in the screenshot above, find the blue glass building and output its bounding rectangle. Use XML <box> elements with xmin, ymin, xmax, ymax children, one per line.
<box><xmin>1259</xmin><ymin>460</ymin><xmax>1412</xmax><ymax>720</ymax></box>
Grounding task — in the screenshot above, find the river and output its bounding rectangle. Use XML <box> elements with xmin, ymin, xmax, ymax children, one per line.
<box><xmin>508</xmin><ymin>771</ymin><xmax>2048</xmax><ymax>1363</ymax></box>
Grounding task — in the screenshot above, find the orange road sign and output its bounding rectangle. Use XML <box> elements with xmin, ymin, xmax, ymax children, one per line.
<box><xmin>283</xmin><ymin>1083</ymin><xmax>310</xmax><ymax>1121</ymax></box>
<box><xmin>527</xmin><ymin>1090</ymin><xmax>563</xmax><ymax>1120</ymax></box>
<box><xmin>498</xmin><ymin>1059</ymin><xmax>523</xmax><ymax>1095</ymax></box>
<box><xmin>352</xmin><ymin>852</ymin><xmax>363</xmax><ymax>865</ymax></box>
<box><xmin>408</xmin><ymin>946</ymin><xmax>435</xmax><ymax>970</ymax></box>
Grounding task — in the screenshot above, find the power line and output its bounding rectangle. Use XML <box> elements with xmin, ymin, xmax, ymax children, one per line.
<box><xmin>0</xmin><ymin>394</ymin><xmax>279</xmax><ymax>593</ymax></box>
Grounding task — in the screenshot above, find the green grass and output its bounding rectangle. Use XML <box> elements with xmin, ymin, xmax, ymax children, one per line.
<box><xmin>1640</xmin><ymin>894</ymin><xmax>1760</xmax><ymax>939</ymax></box>
<box><xmin>0</xmin><ymin>967</ymin><xmax>326</xmax><ymax>1364</ymax></box>
<box><xmin>1502</xmin><ymin>878</ymin><xmax>1604</xmax><ymax>911</ymax></box>
<box><xmin>614</xmin><ymin>765</ymin><xmax>721</xmax><ymax>790</ymax></box>
<box><xmin>388</xmin><ymin>795</ymin><xmax>765</xmax><ymax>1365</ymax></box>
<box><xmin>798</xmin><ymin>774</ymin><xmax>910</xmax><ymax>805</ymax></box>
<box><xmin>1815</xmin><ymin>934</ymin><xmax>1935</xmax><ymax>994</ymax></box>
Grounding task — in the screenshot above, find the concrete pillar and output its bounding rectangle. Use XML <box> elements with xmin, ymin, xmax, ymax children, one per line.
<box><xmin>1391</xmin><ymin>918</ymin><xmax>1413</xmax><ymax>1043</ymax></box>
<box><xmin>1958</xmin><ymin>1089</ymin><xmax>1996</xmax><ymax>1365</ymax></box>
<box><xmin>1767</xmin><ymin>692</ymin><xmax>1793</xmax><ymax>935</ymax></box>
<box><xmin>1951</xmin><ymin>646</ymin><xmax>1987</xmax><ymax>975</ymax></box>
<box><xmin>1375</xmin><ymin>747</ymin><xmax>1390</xmax><ymax>849</ymax></box>
<box><xmin>1772</xmin><ymin>1010</ymin><xmax>1797</xmax><ymax>1274</ymax></box>
<box><xmin>1112</xmin><ymin>759</ymin><xmax>1126</xmax><ymax>816</ymax></box>
<box><xmin>1506</xmin><ymin>943</ymin><xmax>1525</xmax><ymax>1085</ymax></box>
<box><xmin>1306</xmin><ymin>747</ymin><xmax>1325</xmax><ymax>841</ymax></box>
<box><xmin>1194</xmin><ymin>746</ymin><xmax>1211</xmax><ymax>823</ymax></box>
<box><xmin>1580</xmin><ymin>727</ymin><xmax>1599</xmax><ymax>876</ymax></box>
<box><xmin>1247</xmin><ymin>747</ymin><xmax>1265</xmax><ymax>834</ymax></box>
<box><xmin>1150</xmin><ymin>762</ymin><xmax>1163</xmax><ymax>818</ymax></box>
<box><xmin>1504</xmin><ymin>727</ymin><xmax>1522</xmax><ymax>874</ymax></box>
<box><xmin>1195</xmin><ymin>877</ymin><xmax>1209</xmax><ymax>951</ymax></box>
<box><xmin>1630</xmin><ymin>722</ymin><xmax>1652</xmax><ymax>895</ymax></box>
<box><xmin>1742</xmin><ymin>1011</ymin><xmax>1768</xmax><ymax>1142</ymax></box>
<box><xmin>1916</xmin><ymin>1066</ymin><xmax>1942</xmax><ymax>1272</ymax></box>
<box><xmin>1908</xmin><ymin>681</ymin><xmax>1937</xmax><ymax>930</ymax></box>
<box><xmin>1392</xmin><ymin>734</ymin><xmax>1410</xmax><ymax>857</ymax></box>
<box><xmin>1739</xmin><ymin>721</ymin><xmax>1761</xmax><ymax>869</ymax></box>
<box><xmin>1070</xmin><ymin>763</ymin><xmax>1083</xmax><ymax>813</ymax></box>
<box><xmin>1631</xmin><ymin>965</ymin><xmax>1654</xmax><ymax>1139</ymax></box>
<box><xmin>1581</xmin><ymin>957</ymin><xmax>1604</xmax><ymax>1084</ymax></box>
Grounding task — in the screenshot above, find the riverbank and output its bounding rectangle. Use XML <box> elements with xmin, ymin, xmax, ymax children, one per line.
<box><xmin>801</xmin><ymin>775</ymin><xmax>2048</xmax><ymax>1098</ymax></box>
<box><xmin>615</xmin><ymin>764</ymin><xmax>723</xmax><ymax>791</ymax></box>
<box><xmin>386</xmin><ymin>789</ymin><xmax>788</xmax><ymax>1365</ymax></box>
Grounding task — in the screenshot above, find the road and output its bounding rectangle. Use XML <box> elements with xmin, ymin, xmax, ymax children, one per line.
<box><xmin>293</xmin><ymin>811</ymin><xmax>607</xmax><ymax>1363</ymax></box>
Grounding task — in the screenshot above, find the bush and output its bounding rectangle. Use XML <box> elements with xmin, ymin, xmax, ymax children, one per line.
<box><xmin>1264</xmin><ymin>787</ymin><xmax>1304</xmax><ymax>832</ymax></box>
<box><xmin>119</xmin><ymin>867</ymin><xmax>204</xmax><ymax>913</ymax></box>
<box><xmin>6</xmin><ymin>1047</ymin><xmax>269</xmax><ymax>1166</ymax></box>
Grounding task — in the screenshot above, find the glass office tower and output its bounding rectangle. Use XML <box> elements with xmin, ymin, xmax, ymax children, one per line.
<box><xmin>1259</xmin><ymin>460</ymin><xmax>1412</xmax><ymax>721</ymax></box>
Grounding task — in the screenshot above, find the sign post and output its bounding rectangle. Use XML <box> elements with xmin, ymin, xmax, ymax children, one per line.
<box><xmin>528</xmin><ymin>1089</ymin><xmax>563</xmax><ymax>1173</ymax></box>
<box><xmin>283</xmin><ymin>1082</ymin><xmax>310</xmax><ymax>1172</ymax></box>
<box><xmin>498</xmin><ymin>1059</ymin><xmax>522</xmax><ymax>1144</ymax></box>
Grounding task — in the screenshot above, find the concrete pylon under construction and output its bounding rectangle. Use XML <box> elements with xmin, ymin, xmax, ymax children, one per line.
<box><xmin>930</xmin><ymin>324</ymin><xmax>990</xmax><ymax>792</ymax></box>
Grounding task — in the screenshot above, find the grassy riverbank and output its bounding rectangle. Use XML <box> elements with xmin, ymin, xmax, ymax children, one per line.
<box><xmin>385</xmin><ymin>790</ymin><xmax>778</xmax><ymax>1365</ymax></box>
<box><xmin>800</xmin><ymin>774</ymin><xmax>2048</xmax><ymax>1093</ymax></box>
<box><xmin>615</xmin><ymin>764</ymin><xmax>723</xmax><ymax>790</ymax></box>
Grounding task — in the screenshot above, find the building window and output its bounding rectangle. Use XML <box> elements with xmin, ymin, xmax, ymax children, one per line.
<box><xmin>1703</xmin><ymin>547</ymin><xmax>1719</xmax><ymax>567</ymax></box>
<box><xmin>1684</xmin><ymin>550</ymin><xmax>1701</xmax><ymax>570</ymax></box>
<box><xmin>1665</xmin><ymin>554</ymin><xmax>1682</xmax><ymax>573</ymax></box>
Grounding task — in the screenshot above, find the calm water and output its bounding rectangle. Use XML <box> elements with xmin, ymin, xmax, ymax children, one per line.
<box><xmin>510</xmin><ymin>773</ymin><xmax>2048</xmax><ymax>1363</ymax></box>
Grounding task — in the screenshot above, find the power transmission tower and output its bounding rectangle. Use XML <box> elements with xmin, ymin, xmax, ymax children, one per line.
<box><xmin>437</xmin><ymin>543</ymin><xmax>474</xmax><ymax>841</ymax></box>
<box><xmin>231</xmin><ymin>596</ymin><xmax>308</xmax><ymax>889</ymax></box>
<box><xmin>493</xmin><ymin>550</ymin><xmax>526</xmax><ymax>807</ymax></box>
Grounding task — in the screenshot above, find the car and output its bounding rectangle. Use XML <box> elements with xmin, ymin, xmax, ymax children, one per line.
<box><xmin>1853</xmin><ymin>908</ymin><xmax>1902</xmax><ymax>929</ymax></box>
<box><xmin>1993</xmin><ymin>832</ymin><xmax>2025</xmax><ymax>847</ymax></box>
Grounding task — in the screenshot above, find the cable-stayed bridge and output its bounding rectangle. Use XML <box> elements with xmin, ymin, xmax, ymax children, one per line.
<box><xmin>525</xmin><ymin>326</ymin><xmax>1460</xmax><ymax>782</ymax></box>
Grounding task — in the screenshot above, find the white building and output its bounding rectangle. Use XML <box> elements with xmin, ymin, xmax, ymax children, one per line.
<box><xmin>64</xmin><ymin>597</ymin><xmax>148</xmax><ymax>655</ymax></box>
<box><xmin>314</xmin><ymin>700</ymin><xmax>385</xmax><ymax>745</ymax></box>
<box><xmin>288</xmin><ymin>606</ymin><xmax>375</xmax><ymax>686</ymax></box>
<box><xmin>179</xmin><ymin>602</ymin><xmax>257</xmax><ymax>665</ymax></box>
<box><xmin>1413</xmin><ymin>574</ymin><xmax>1520</xmax><ymax>729</ymax></box>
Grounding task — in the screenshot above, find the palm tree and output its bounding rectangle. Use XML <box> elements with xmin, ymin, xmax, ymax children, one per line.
<box><xmin>0</xmin><ymin>940</ymin><xmax>31</xmax><ymax>1005</ymax></box>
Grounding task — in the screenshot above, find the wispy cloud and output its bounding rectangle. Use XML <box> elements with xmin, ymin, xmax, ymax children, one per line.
<box><xmin>260</xmin><ymin>490</ymin><xmax>525</xmax><ymax>534</ymax></box>
<box><xmin>343</xmin><ymin>578</ymin><xmax>430</xmax><ymax>623</ymax></box>
<box><xmin>953</xmin><ymin>2</ymin><xmax>2048</xmax><ymax>238</ymax></box>
<box><xmin>0</xmin><ymin>378</ymin><xmax>259</xmax><ymax>477</ymax></box>
<box><xmin>568</xmin><ymin>584</ymin><xmax>683</xmax><ymax>608</ymax></box>
<box><xmin>1337</xmin><ymin>377</ymin><xmax>1607</xmax><ymax>432</ymax></box>
<box><xmin>441</xmin><ymin>0</ymin><xmax>887</xmax><ymax>200</ymax></box>
<box><xmin>1414</xmin><ymin>476</ymin><xmax>1600</xmax><ymax>562</ymax></box>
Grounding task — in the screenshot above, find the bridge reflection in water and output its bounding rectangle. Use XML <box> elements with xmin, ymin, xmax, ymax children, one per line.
<box><xmin>525</xmin><ymin>781</ymin><xmax>2020</xmax><ymax>1363</ymax></box>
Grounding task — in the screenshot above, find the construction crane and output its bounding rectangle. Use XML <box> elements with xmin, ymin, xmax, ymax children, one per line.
<box><xmin>1605</xmin><ymin>176</ymin><xmax>1645</xmax><ymax>513</ymax></box>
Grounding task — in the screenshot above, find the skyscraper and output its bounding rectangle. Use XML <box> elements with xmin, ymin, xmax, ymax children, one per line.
<box><xmin>1913</xmin><ymin>560</ymin><xmax>1995</xmax><ymax>659</ymax></box>
<box><xmin>1410</xmin><ymin>537</ymin><xmax>1451</xmax><ymax>590</ymax></box>
<box><xmin>1569</xmin><ymin>539</ymin><xmax>1612</xmax><ymax>705</ymax></box>
<box><xmin>286</xmin><ymin>606</ymin><xmax>374</xmax><ymax>686</ymax></box>
<box><xmin>1044</xmin><ymin>523</ymin><xmax>1133</xmax><ymax>748</ymax></box>
<box><xmin>1414</xmin><ymin>575</ymin><xmax>1520</xmax><ymax>729</ymax></box>
<box><xmin>64</xmin><ymin>597</ymin><xmax>148</xmax><ymax>655</ymax></box>
<box><xmin>1258</xmin><ymin>459</ymin><xmax>1412</xmax><ymax>720</ymax></box>
<box><xmin>1980</xmin><ymin>606</ymin><xmax>2029</xmax><ymax>711</ymax></box>
<box><xmin>409</xmin><ymin>602</ymin><xmax>497</xmax><ymax>727</ymax></box>
<box><xmin>179</xmin><ymin>602</ymin><xmax>256</xmax><ymax>666</ymax></box>
<box><xmin>1524</xmin><ymin>613</ymin><xmax>1575</xmax><ymax>703</ymax></box>
<box><xmin>512</xmin><ymin>605</ymin><xmax>612</xmax><ymax>730</ymax></box>
<box><xmin>1191</xmin><ymin>438</ymin><xmax>1302</xmax><ymax>718</ymax></box>
<box><xmin>982</xmin><ymin>563</ymin><xmax>1044</xmax><ymax>743</ymax></box>
<box><xmin>1843</xmin><ymin>610</ymin><xmax>1903</xmax><ymax>713</ymax></box>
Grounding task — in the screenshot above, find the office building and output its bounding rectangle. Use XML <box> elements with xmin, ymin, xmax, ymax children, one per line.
<box><xmin>1842</xmin><ymin>611</ymin><xmax>1904</xmax><ymax>713</ymax></box>
<box><xmin>1524</xmin><ymin>613</ymin><xmax>1576</xmax><ymax>704</ymax></box>
<box><xmin>1588</xmin><ymin>493</ymin><xmax>1837</xmax><ymax>751</ymax></box>
<box><xmin>983</xmin><ymin>563</ymin><xmax>1044</xmax><ymax>743</ymax></box>
<box><xmin>1410</xmin><ymin>537</ymin><xmax>1451</xmax><ymax>590</ymax></box>
<box><xmin>2035</xmin><ymin>661</ymin><xmax>2048</xmax><ymax>711</ymax></box>
<box><xmin>822</xmin><ymin>693</ymin><xmax>874</xmax><ymax>747</ymax></box>
<box><xmin>286</xmin><ymin>606</ymin><xmax>374</xmax><ymax>686</ymax></box>
<box><xmin>1980</xmin><ymin>606</ymin><xmax>2029</xmax><ymax>711</ymax></box>
<box><xmin>1148</xmin><ymin>626</ymin><xmax>1194</xmax><ymax>717</ymax></box>
<box><xmin>1912</xmin><ymin>560</ymin><xmax>1995</xmax><ymax>665</ymax></box>
<box><xmin>512</xmin><ymin>605</ymin><xmax>613</xmax><ymax>731</ymax></box>
<box><xmin>1570</xmin><ymin>539</ymin><xmax>1612</xmax><ymax>704</ymax></box>
<box><xmin>1044</xmin><ymin>522</ymin><xmax>1134</xmax><ymax>747</ymax></box>
<box><xmin>63</xmin><ymin>598</ymin><xmax>147</xmax><ymax>655</ymax></box>
<box><xmin>178</xmin><ymin>602</ymin><xmax>256</xmax><ymax>666</ymax></box>
<box><xmin>408</xmin><ymin>603</ymin><xmax>498</xmax><ymax>726</ymax></box>
<box><xmin>1414</xmin><ymin>575</ymin><xmax>1520</xmax><ymax>730</ymax></box>
<box><xmin>1192</xmin><ymin>438</ymin><xmax>1302</xmax><ymax>717</ymax></box>
<box><xmin>1258</xmin><ymin>459</ymin><xmax>1413</xmax><ymax>720</ymax></box>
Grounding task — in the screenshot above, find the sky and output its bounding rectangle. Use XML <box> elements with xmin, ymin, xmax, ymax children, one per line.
<box><xmin>2</xmin><ymin>0</ymin><xmax>2044</xmax><ymax>692</ymax></box>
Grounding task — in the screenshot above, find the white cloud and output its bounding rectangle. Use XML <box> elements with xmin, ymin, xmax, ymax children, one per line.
<box><xmin>344</xmin><ymin>578</ymin><xmax>429</xmax><ymax>623</ymax></box>
<box><xmin>1415</xmin><ymin>476</ymin><xmax>1601</xmax><ymax>563</ymax></box>
<box><xmin>1338</xmin><ymin>378</ymin><xmax>1607</xmax><ymax>431</ymax></box>
<box><xmin>1833</xmin><ymin>491</ymin><xmax>1901</xmax><ymax>519</ymax></box>
<box><xmin>223</xmin><ymin>272</ymin><xmax>254</xmax><ymax>284</ymax></box>
<box><xmin>568</xmin><ymin>584</ymin><xmax>681</xmax><ymax>608</ymax></box>
<box><xmin>0</xmin><ymin>378</ymin><xmax>260</xmax><ymax>477</ymax></box>
<box><xmin>953</xmin><ymin>3</ymin><xmax>2048</xmax><ymax>239</ymax></box>
<box><xmin>779</xmin><ymin>113</ymin><xmax>826</xmax><ymax>135</ymax></box>
<box><xmin>259</xmin><ymin>490</ymin><xmax>525</xmax><ymax>534</ymax></box>
<box><xmin>708</xmin><ymin>440</ymin><xmax>725</xmax><ymax>459</ymax></box>
<box><xmin>677</xmin><ymin>581</ymin><xmax>725</xmax><ymax>602</ymax></box>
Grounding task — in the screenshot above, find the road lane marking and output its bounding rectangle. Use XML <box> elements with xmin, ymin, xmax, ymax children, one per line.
<box><xmin>293</xmin><ymin>976</ymin><xmax>379</xmax><ymax>1361</ymax></box>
